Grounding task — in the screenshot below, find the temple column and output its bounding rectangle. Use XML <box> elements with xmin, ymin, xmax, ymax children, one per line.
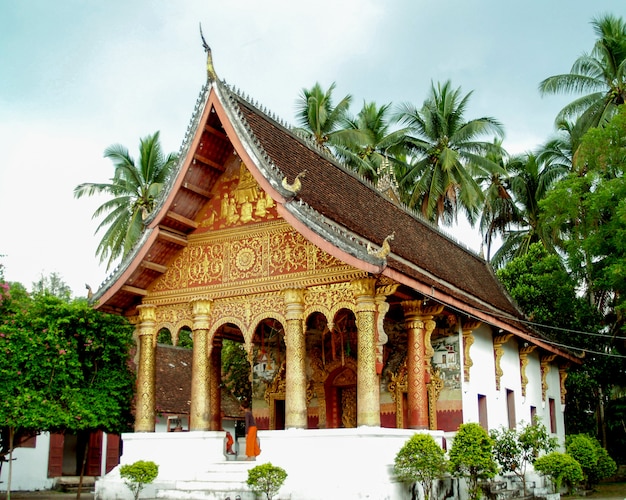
<box><xmin>209</xmin><ymin>338</ymin><xmax>222</xmax><ymax>430</ymax></box>
<box><xmin>190</xmin><ymin>299</ymin><xmax>212</xmax><ymax>431</ymax></box>
<box><xmin>135</xmin><ymin>304</ymin><xmax>157</xmax><ymax>432</ymax></box>
<box><xmin>284</xmin><ymin>288</ymin><xmax>307</xmax><ymax>429</ymax></box>
<box><xmin>351</xmin><ymin>277</ymin><xmax>380</xmax><ymax>427</ymax></box>
<box><xmin>402</xmin><ymin>300</ymin><xmax>443</xmax><ymax>429</ymax></box>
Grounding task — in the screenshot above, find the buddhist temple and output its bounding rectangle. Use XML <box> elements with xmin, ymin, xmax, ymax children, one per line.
<box><xmin>93</xmin><ymin>48</ymin><xmax>581</xmax><ymax>499</ymax></box>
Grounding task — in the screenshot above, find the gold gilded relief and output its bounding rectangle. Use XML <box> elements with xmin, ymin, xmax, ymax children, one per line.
<box><xmin>151</xmin><ymin>222</ymin><xmax>359</xmax><ymax>295</ymax></box>
<box><xmin>210</xmin><ymin>292</ymin><xmax>286</xmax><ymax>341</ymax></box>
<box><xmin>198</xmin><ymin>161</ymin><xmax>278</xmax><ymax>232</ymax></box>
<box><xmin>541</xmin><ymin>354</ymin><xmax>557</xmax><ymax>402</ymax></box>
<box><xmin>188</xmin><ymin>244</ymin><xmax>225</xmax><ymax>285</ymax></box>
<box><xmin>519</xmin><ymin>345</ymin><xmax>537</xmax><ymax>397</ymax></box>
<box><xmin>269</xmin><ymin>231</ymin><xmax>309</xmax><ymax>274</ymax></box>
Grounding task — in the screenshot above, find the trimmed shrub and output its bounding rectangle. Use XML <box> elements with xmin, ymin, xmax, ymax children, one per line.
<box><xmin>566</xmin><ymin>433</ymin><xmax>617</xmax><ymax>489</ymax></box>
<box><xmin>533</xmin><ymin>452</ymin><xmax>583</xmax><ymax>494</ymax></box>
<box><xmin>247</xmin><ymin>462</ymin><xmax>288</xmax><ymax>500</ymax></box>
<box><xmin>394</xmin><ymin>433</ymin><xmax>448</xmax><ymax>500</ymax></box>
<box><xmin>119</xmin><ymin>460</ymin><xmax>159</xmax><ymax>500</ymax></box>
<box><xmin>449</xmin><ymin>423</ymin><xmax>497</xmax><ymax>500</ymax></box>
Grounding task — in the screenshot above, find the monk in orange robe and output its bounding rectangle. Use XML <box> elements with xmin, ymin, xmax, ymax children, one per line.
<box><xmin>241</xmin><ymin>400</ymin><xmax>261</xmax><ymax>460</ymax></box>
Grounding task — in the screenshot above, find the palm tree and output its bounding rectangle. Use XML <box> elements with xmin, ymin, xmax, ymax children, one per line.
<box><xmin>294</xmin><ymin>82</ymin><xmax>362</xmax><ymax>151</ymax></box>
<box><xmin>476</xmin><ymin>141</ymin><xmax>520</xmax><ymax>261</ymax></box>
<box><xmin>539</xmin><ymin>14</ymin><xmax>626</xmax><ymax>135</ymax></box>
<box><xmin>394</xmin><ymin>80</ymin><xmax>505</xmax><ymax>226</ymax></box>
<box><xmin>336</xmin><ymin>101</ymin><xmax>410</xmax><ymax>182</ymax></box>
<box><xmin>74</xmin><ymin>131</ymin><xmax>178</xmax><ymax>270</ymax></box>
<box><xmin>490</xmin><ymin>152</ymin><xmax>566</xmax><ymax>268</ymax></box>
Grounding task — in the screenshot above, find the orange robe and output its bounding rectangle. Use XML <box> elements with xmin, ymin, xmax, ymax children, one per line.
<box><xmin>246</xmin><ymin>425</ymin><xmax>261</xmax><ymax>457</ymax></box>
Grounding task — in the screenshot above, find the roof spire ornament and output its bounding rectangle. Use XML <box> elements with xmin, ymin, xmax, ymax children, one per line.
<box><xmin>199</xmin><ymin>23</ymin><xmax>218</xmax><ymax>82</ymax></box>
<box><xmin>368</xmin><ymin>232</ymin><xmax>395</xmax><ymax>259</ymax></box>
<box><xmin>282</xmin><ymin>170</ymin><xmax>307</xmax><ymax>195</ymax></box>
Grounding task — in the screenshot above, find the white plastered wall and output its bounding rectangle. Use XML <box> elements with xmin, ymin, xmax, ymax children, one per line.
<box><xmin>460</xmin><ymin>324</ymin><xmax>566</xmax><ymax>445</ymax></box>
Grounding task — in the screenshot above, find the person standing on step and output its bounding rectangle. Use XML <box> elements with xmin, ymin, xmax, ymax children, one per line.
<box><xmin>241</xmin><ymin>400</ymin><xmax>261</xmax><ymax>460</ymax></box>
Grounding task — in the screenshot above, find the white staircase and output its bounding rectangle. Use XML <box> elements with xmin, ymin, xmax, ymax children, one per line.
<box><xmin>155</xmin><ymin>461</ymin><xmax>257</xmax><ymax>500</ymax></box>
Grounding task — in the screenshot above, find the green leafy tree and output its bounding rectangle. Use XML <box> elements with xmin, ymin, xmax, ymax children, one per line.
<box><xmin>490</xmin><ymin>418</ymin><xmax>557</xmax><ymax>496</ymax></box>
<box><xmin>120</xmin><ymin>460</ymin><xmax>159</xmax><ymax>500</ymax></box>
<box><xmin>222</xmin><ymin>339</ymin><xmax>251</xmax><ymax>403</ymax></box>
<box><xmin>394</xmin><ymin>80</ymin><xmax>505</xmax><ymax>226</ymax></box>
<box><xmin>246</xmin><ymin>462</ymin><xmax>288</xmax><ymax>500</ymax></box>
<box><xmin>496</xmin><ymin>243</ymin><xmax>609</xmax><ymax>437</ymax></box>
<box><xmin>539</xmin><ymin>14</ymin><xmax>626</xmax><ymax>139</ymax></box>
<box><xmin>31</xmin><ymin>271</ymin><xmax>72</xmax><ymax>301</ymax></box>
<box><xmin>0</xmin><ymin>282</ymin><xmax>135</xmax><ymax>496</ymax></box>
<box><xmin>448</xmin><ymin>422</ymin><xmax>498</xmax><ymax>500</ymax></box>
<box><xmin>533</xmin><ymin>451</ymin><xmax>584</xmax><ymax>494</ymax></box>
<box><xmin>74</xmin><ymin>131</ymin><xmax>178</xmax><ymax>270</ymax></box>
<box><xmin>541</xmin><ymin>107</ymin><xmax>626</xmax><ymax>446</ymax></box>
<box><xmin>394</xmin><ymin>433</ymin><xmax>448</xmax><ymax>500</ymax></box>
<box><xmin>566</xmin><ymin>434</ymin><xmax>616</xmax><ymax>490</ymax></box>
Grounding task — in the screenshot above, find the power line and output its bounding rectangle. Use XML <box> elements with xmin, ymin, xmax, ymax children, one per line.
<box><xmin>434</xmin><ymin>298</ymin><xmax>626</xmax><ymax>359</ymax></box>
<box><xmin>539</xmin><ymin>338</ymin><xmax>626</xmax><ymax>359</ymax></box>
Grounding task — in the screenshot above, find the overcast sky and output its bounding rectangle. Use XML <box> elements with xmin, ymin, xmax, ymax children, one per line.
<box><xmin>1</xmin><ymin>0</ymin><xmax>623</xmax><ymax>297</ymax></box>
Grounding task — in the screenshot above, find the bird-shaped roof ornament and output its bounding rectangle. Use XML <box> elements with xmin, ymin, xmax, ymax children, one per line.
<box><xmin>199</xmin><ymin>23</ymin><xmax>218</xmax><ymax>82</ymax></box>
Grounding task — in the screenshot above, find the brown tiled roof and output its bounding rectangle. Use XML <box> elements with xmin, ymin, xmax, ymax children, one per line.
<box><xmin>231</xmin><ymin>92</ymin><xmax>521</xmax><ymax>319</ymax></box>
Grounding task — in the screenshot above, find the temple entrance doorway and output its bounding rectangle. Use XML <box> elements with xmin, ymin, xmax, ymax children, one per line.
<box><xmin>324</xmin><ymin>363</ymin><xmax>357</xmax><ymax>428</ymax></box>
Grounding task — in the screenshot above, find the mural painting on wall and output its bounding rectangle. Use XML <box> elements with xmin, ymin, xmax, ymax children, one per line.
<box><xmin>252</xmin><ymin>320</ymin><xmax>285</xmax><ymax>402</ymax></box>
<box><xmin>431</xmin><ymin>332</ymin><xmax>463</xmax><ymax>426</ymax></box>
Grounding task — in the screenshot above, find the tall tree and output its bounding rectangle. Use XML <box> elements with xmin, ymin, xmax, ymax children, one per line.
<box><xmin>394</xmin><ymin>80</ymin><xmax>505</xmax><ymax>225</ymax></box>
<box><xmin>336</xmin><ymin>101</ymin><xmax>409</xmax><ymax>182</ymax></box>
<box><xmin>539</xmin><ymin>14</ymin><xmax>626</xmax><ymax>137</ymax></box>
<box><xmin>74</xmin><ymin>131</ymin><xmax>178</xmax><ymax>270</ymax></box>
<box><xmin>294</xmin><ymin>82</ymin><xmax>360</xmax><ymax>151</ymax></box>
<box><xmin>476</xmin><ymin>141</ymin><xmax>519</xmax><ymax>261</ymax></box>
<box><xmin>490</xmin><ymin>152</ymin><xmax>566</xmax><ymax>268</ymax></box>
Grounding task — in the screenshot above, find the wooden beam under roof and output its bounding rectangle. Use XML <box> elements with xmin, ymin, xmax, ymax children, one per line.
<box><xmin>140</xmin><ymin>260</ymin><xmax>168</xmax><ymax>274</ymax></box>
<box><xmin>182</xmin><ymin>181</ymin><xmax>212</xmax><ymax>199</ymax></box>
<box><xmin>193</xmin><ymin>153</ymin><xmax>224</xmax><ymax>171</ymax></box>
<box><xmin>158</xmin><ymin>229</ymin><xmax>188</xmax><ymax>246</ymax></box>
<box><xmin>204</xmin><ymin>123</ymin><xmax>228</xmax><ymax>140</ymax></box>
<box><xmin>121</xmin><ymin>285</ymin><xmax>148</xmax><ymax>296</ymax></box>
<box><xmin>166</xmin><ymin>211</ymin><xmax>198</xmax><ymax>230</ymax></box>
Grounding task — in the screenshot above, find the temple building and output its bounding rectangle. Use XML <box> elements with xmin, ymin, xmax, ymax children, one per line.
<box><xmin>93</xmin><ymin>52</ymin><xmax>580</xmax><ymax>499</ymax></box>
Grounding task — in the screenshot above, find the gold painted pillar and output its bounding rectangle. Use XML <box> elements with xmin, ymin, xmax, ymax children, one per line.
<box><xmin>402</xmin><ymin>300</ymin><xmax>443</xmax><ymax>429</ymax></box>
<box><xmin>190</xmin><ymin>299</ymin><xmax>212</xmax><ymax>431</ymax></box>
<box><xmin>352</xmin><ymin>277</ymin><xmax>380</xmax><ymax>427</ymax></box>
<box><xmin>209</xmin><ymin>338</ymin><xmax>222</xmax><ymax>431</ymax></box>
<box><xmin>135</xmin><ymin>304</ymin><xmax>157</xmax><ymax>432</ymax></box>
<box><xmin>284</xmin><ymin>288</ymin><xmax>307</xmax><ymax>429</ymax></box>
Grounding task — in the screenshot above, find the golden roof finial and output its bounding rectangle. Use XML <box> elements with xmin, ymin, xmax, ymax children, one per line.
<box><xmin>199</xmin><ymin>23</ymin><xmax>217</xmax><ymax>82</ymax></box>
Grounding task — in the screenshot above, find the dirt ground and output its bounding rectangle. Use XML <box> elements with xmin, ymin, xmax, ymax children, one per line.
<box><xmin>568</xmin><ymin>481</ymin><xmax>626</xmax><ymax>500</ymax></box>
<box><xmin>0</xmin><ymin>493</ymin><xmax>93</xmax><ymax>500</ymax></box>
